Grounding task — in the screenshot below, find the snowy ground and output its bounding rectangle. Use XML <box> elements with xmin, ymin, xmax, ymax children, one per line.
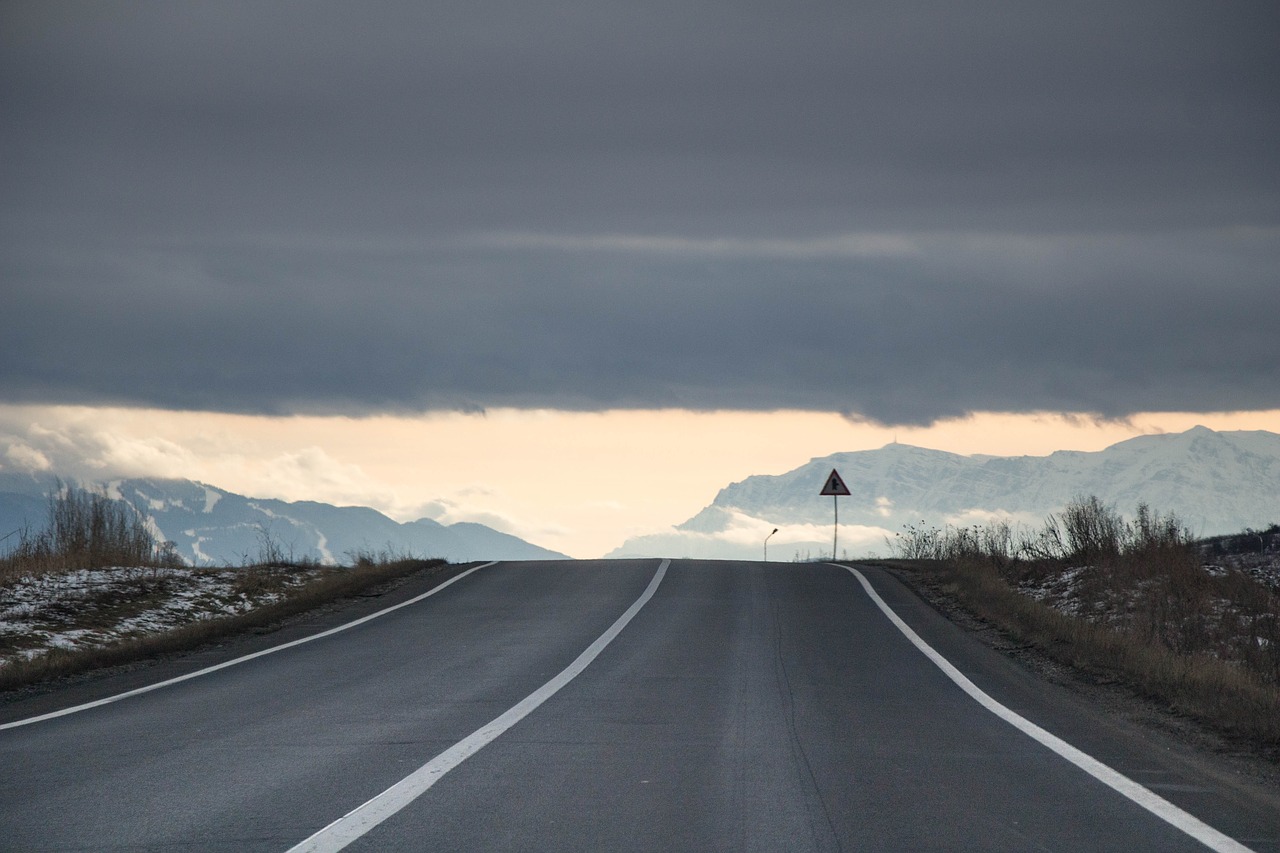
<box><xmin>1015</xmin><ymin>555</ymin><xmax>1280</xmax><ymax>675</ymax></box>
<box><xmin>1020</xmin><ymin>554</ymin><xmax>1280</xmax><ymax>610</ymax></box>
<box><xmin>1206</xmin><ymin>551</ymin><xmax>1280</xmax><ymax>589</ymax></box>
<box><xmin>0</xmin><ymin>565</ymin><xmax>329</xmax><ymax>668</ymax></box>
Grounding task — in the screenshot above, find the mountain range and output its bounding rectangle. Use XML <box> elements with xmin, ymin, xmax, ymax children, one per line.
<box><xmin>2</xmin><ymin>426</ymin><xmax>1275</xmax><ymax>565</ymax></box>
<box><xmin>607</xmin><ymin>426</ymin><xmax>1280</xmax><ymax>560</ymax></box>
<box><xmin>0</xmin><ymin>473</ymin><xmax>566</xmax><ymax>565</ymax></box>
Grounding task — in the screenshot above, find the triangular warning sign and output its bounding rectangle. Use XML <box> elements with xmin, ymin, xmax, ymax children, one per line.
<box><xmin>820</xmin><ymin>468</ymin><xmax>851</xmax><ymax>496</ymax></box>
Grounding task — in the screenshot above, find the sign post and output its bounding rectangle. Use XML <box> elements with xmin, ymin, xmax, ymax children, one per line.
<box><xmin>819</xmin><ymin>469</ymin><xmax>851</xmax><ymax>560</ymax></box>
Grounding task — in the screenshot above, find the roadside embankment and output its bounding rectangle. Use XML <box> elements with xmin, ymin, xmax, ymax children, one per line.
<box><xmin>0</xmin><ymin>558</ymin><xmax>447</xmax><ymax>693</ymax></box>
<box><xmin>875</xmin><ymin>555</ymin><xmax>1280</xmax><ymax>758</ymax></box>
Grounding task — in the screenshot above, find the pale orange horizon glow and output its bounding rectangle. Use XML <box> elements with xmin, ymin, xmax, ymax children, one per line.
<box><xmin>2</xmin><ymin>405</ymin><xmax>1277</xmax><ymax>558</ymax></box>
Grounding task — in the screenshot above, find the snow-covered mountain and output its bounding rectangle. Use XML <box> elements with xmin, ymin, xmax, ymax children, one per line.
<box><xmin>608</xmin><ymin>426</ymin><xmax>1280</xmax><ymax>560</ymax></box>
<box><xmin>0</xmin><ymin>474</ymin><xmax>566</xmax><ymax>565</ymax></box>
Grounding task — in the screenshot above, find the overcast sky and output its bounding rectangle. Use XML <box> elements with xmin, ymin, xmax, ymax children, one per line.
<box><xmin>3</xmin><ymin>0</ymin><xmax>1277</xmax><ymax>426</ymax></box>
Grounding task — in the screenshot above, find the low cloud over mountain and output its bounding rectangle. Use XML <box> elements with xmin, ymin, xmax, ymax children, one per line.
<box><xmin>0</xmin><ymin>474</ymin><xmax>565</xmax><ymax>565</ymax></box>
<box><xmin>609</xmin><ymin>427</ymin><xmax>1280</xmax><ymax>560</ymax></box>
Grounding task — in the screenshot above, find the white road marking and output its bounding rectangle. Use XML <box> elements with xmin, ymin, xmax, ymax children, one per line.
<box><xmin>0</xmin><ymin>562</ymin><xmax>498</xmax><ymax>732</ymax></box>
<box><xmin>840</xmin><ymin>564</ymin><xmax>1256</xmax><ymax>853</ymax></box>
<box><xmin>286</xmin><ymin>558</ymin><xmax>671</xmax><ymax>853</ymax></box>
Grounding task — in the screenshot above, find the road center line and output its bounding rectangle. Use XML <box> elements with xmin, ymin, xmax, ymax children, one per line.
<box><xmin>0</xmin><ymin>562</ymin><xmax>498</xmax><ymax>732</ymax></box>
<box><xmin>286</xmin><ymin>558</ymin><xmax>671</xmax><ymax>853</ymax></box>
<box><xmin>839</xmin><ymin>564</ymin><xmax>1255</xmax><ymax>853</ymax></box>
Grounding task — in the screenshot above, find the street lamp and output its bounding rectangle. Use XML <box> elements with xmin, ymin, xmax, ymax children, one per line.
<box><xmin>764</xmin><ymin>528</ymin><xmax>778</xmax><ymax>562</ymax></box>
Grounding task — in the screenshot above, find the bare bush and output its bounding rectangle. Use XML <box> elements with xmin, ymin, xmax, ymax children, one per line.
<box><xmin>343</xmin><ymin>543</ymin><xmax>416</xmax><ymax>568</ymax></box>
<box><xmin>0</xmin><ymin>482</ymin><xmax>180</xmax><ymax>581</ymax></box>
<box><xmin>1057</xmin><ymin>495</ymin><xmax>1126</xmax><ymax>563</ymax></box>
<box><xmin>889</xmin><ymin>518</ymin><xmax>1018</xmax><ymax>565</ymax></box>
<box><xmin>887</xmin><ymin>496</ymin><xmax>1280</xmax><ymax>697</ymax></box>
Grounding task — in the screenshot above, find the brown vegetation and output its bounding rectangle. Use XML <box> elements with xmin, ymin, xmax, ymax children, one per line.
<box><xmin>0</xmin><ymin>484</ymin><xmax>449</xmax><ymax>692</ymax></box>
<box><xmin>0</xmin><ymin>482</ymin><xmax>182</xmax><ymax>583</ymax></box>
<box><xmin>886</xmin><ymin>496</ymin><xmax>1280</xmax><ymax>749</ymax></box>
<box><xmin>0</xmin><ymin>557</ymin><xmax>446</xmax><ymax>692</ymax></box>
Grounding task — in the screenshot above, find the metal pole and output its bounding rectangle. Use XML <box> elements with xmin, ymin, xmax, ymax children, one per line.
<box><xmin>833</xmin><ymin>494</ymin><xmax>838</xmax><ymax>560</ymax></box>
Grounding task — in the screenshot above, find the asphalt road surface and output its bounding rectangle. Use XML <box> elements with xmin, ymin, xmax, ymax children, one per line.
<box><xmin>2</xmin><ymin>559</ymin><xmax>1278</xmax><ymax>852</ymax></box>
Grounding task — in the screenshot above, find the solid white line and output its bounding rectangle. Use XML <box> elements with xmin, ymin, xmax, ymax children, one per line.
<box><xmin>837</xmin><ymin>564</ymin><xmax>1255</xmax><ymax>853</ymax></box>
<box><xmin>0</xmin><ymin>562</ymin><xmax>499</xmax><ymax>732</ymax></box>
<box><xmin>286</xmin><ymin>558</ymin><xmax>671</xmax><ymax>853</ymax></box>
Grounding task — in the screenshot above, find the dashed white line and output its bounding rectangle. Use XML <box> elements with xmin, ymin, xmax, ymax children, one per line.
<box><xmin>840</xmin><ymin>563</ymin><xmax>1255</xmax><ymax>853</ymax></box>
<box><xmin>286</xmin><ymin>558</ymin><xmax>671</xmax><ymax>853</ymax></box>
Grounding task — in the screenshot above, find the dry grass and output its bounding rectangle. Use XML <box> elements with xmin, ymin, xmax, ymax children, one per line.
<box><xmin>882</xmin><ymin>497</ymin><xmax>1280</xmax><ymax>749</ymax></box>
<box><xmin>0</xmin><ymin>483</ymin><xmax>182</xmax><ymax>583</ymax></box>
<box><xmin>877</xmin><ymin>554</ymin><xmax>1280</xmax><ymax>749</ymax></box>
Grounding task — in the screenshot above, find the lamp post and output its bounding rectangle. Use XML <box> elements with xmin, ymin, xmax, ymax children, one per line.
<box><xmin>764</xmin><ymin>528</ymin><xmax>778</xmax><ymax>562</ymax></box>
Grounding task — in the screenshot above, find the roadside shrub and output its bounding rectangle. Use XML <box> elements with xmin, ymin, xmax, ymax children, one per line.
<box><xmin>886</xmin><ymin>496</ymin><xmax>1280</xmax><ymax>740</ymax></box>
<box><xmin>0</xmin><ymin>483</ymin><xmax>182</xmax><ymax>581</ymax></box>
<box><xmin>890</xmin><ymin>494</ymin><xmax>1280</xmax><ymax>686</ymax></box>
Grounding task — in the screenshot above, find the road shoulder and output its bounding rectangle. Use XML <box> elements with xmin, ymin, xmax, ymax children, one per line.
<box><xmin>848</xmin><ymin>561</ymin><xmax>1280</xmax><ymax>846</ymax></box>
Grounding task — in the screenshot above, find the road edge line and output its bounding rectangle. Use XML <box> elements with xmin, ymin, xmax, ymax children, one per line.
<box><xmin>0</xmin><ymin>562</ymin><xmax>499</xmax><ymax>732</ymax></box>
<box><xmin>286</xmin><ymin>558</ymin><xmax>672</xmax><ymax>853</ymax></box>
<box><xmin>837</xmin><ymin>563</ymin><xmax>1255</xmax><ymax>853</ymax></box>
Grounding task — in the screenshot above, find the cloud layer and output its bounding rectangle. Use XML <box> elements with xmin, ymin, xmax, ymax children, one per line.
<box><xmin>3</xmin><ymin>2</ymin><xmax>1277</xmax><ymax>424</ymax></box>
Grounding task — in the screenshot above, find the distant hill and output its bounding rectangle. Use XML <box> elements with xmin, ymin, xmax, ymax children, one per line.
<box><xmin>0</xmin><ymin>474</ymin><xmax>566</xmax><ymax>565</ymax></box>
<box><xmin>607</xmin><ymin>426</ymin><xmax>1280</xmax><ymax>560</ymax></box>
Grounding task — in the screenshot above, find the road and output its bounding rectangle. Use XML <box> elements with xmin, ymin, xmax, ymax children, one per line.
<box><xmin>1</xmin><ymin>559</ymin><xmax>1277</xmax><ymax>851</ymax></box>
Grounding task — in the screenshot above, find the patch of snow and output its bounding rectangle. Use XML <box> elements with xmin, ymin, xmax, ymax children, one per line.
<box><xmin>1019</xmin><ymin>565</ymin><xmax>1091</xmax><ymax>617</ymax></box>
<box><xmin>247</xmin><ymin>502</ymin><xmax>278</xmax><ymax>519</ymax></box>
<box><xmin>142</xmin><ymin>514</ymin><xmax>167</xmax><ymax>544</ymax></box>
<box><xmin>47</xmin><ymin>629</ymin><xmax>95</xmax><ymax>650</ymax></box>
<box><xmin>189</xmin><ymin>533</ymin><xmax>213</xmax><ymax>565</ymax></box>
<box><xmin>315</xmin><ymin>531</ymin><xmax>334</xmax><ymax>565</ymax></box>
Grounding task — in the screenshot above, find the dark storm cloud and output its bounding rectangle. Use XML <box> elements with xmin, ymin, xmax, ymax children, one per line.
<box><xmin>2</xmin><ymin>1</ymin><xmax>1278</xmax><ymax>424</ymax></box>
